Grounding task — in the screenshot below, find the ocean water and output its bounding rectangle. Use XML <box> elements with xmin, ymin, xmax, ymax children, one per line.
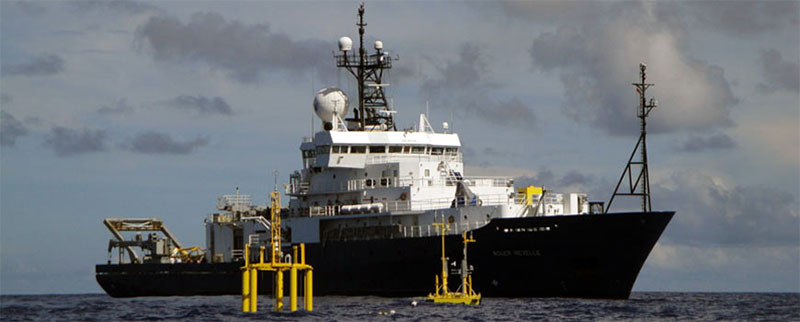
<box><xmin>1</xmin><ymin>292</ymin><xmax>798</xmax><ymax>321</ymax></box>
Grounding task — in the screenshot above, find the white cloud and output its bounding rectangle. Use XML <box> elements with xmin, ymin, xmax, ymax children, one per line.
<box><xmin>530</xmin><ymin>3</ymin><xmax>737</xmax><ymax>135</ymax></box>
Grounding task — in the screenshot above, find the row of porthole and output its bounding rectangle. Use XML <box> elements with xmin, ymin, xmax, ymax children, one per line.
<box><xmin>499</xmin><ymin>225</ymin><xmax>557</xmax><ymax>233</ymax></box>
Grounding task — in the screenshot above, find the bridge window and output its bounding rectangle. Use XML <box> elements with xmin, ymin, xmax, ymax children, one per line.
<box><xmin>445</xmin><ymin>147</ymin><xmax>459</xmax><ymax>156</ymax></box>
<box><xmin>389</xmin><ymin>146</ymin><xmax>403</xmax><ymax>153</ymax></box>
<box><xmin>351</xmin><ymin>146</ymin><xmax>366</xmax><ymax>154</ymax></box>
<box><xmin>430</xmin><ymin>147</ymin><xmax>443</xmax><ymax>155</ymax></box>
<box><xmin>411</xmin><ymin>146</ymin><xmax>426</xmax><ymax>154</ymax></box>
<box><xmin>369</xmin><ymin>145</ymin><xmax>386</xmax><ymax>153</ymax></box>
<box><xmin>332</xmin><ymin>145</ymin><xmax>348</xmax><ymax>153</ymax></box>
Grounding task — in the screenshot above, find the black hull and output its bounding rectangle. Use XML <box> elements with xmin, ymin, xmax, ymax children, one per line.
<box><xmin>96</xmin><ymin>211</ymin><xmax>673</xmax><ymax>299</ymax></box>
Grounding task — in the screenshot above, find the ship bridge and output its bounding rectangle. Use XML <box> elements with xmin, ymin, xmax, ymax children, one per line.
<box><xmin>310</xmin><ymin>130</ymin><xmax>461</xmax><ymax>169</ymax></box>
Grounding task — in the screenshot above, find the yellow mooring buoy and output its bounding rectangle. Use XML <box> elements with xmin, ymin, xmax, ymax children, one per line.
<box><xmin>241</xmin><ymin>191</ymin><xmax>313</xmax><ymax>313</ymax></box>
<box><xmin>426</xmin><ymin>218</ymin><xmax>481</xmax><ymax>305</ymax></box>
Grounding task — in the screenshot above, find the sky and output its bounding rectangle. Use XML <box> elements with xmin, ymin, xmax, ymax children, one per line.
<box><xmin>0</xmin><ymin>1</ymin><xmax>798</xmax><ymax>295</ymax></box>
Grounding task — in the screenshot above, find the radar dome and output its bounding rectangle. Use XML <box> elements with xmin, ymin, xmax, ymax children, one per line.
<box><xmin>338</xmin><ymin>37</ymin><xmax>353</xmax><ymax>51</ymax></box>
<box><xmin>313</xmin><ymin>88</ymin><xmax>349</xmax><ymax>123</ymax></box>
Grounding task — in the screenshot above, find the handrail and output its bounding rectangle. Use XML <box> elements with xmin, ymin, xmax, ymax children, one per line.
<box><xmin>288</xmin><ymin>175</ymin><xmax>513</xmax><ymax>195</ymax></box>
<box><xmin>365</xmin><ymin>153</ymin><xmax>462</xmax><ymax>165</ymax></box>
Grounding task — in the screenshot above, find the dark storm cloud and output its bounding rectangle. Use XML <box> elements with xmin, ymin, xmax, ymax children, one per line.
<box><xmin>528</xmin><ymin>2</ymin><xmax>738</xmax><ymax>136</ymax></box>
<box><xmin>168</xmin><ymin>95</ymin><xmax>233</xmax><ymax>116</ymax></box>
<box><xmin>2</xmin><ymin>54</ymin><xmax>65</xmax><ymax>77</ymax></box>
<box><xmin>69</xmin><ymin>0</ymin><xmax>159</xmax><ymax>14</ymax></box>
<box><xmin>135</xmin><ymin>12</ymin><xmax>330</xmax><ymax>83</ymax></box>
<box><xmin>676</xmin><ymin>133</ymin><xmax>736</xmax><ymax>152</ymax></box>
<box><xmin>654</xmin><ymin>172</ymin><xmax>799</xmax><ymax>247</ymax></box>
<box><xmin>43</xmin><ymin>126</ymin><xmax>107</xmax><ymax>156</ymax></box>
<box><xmin>1</xmin><ymin>111</ymin><xmax>29</xmax><ymax>147</ymax></box>
<box><xmin>757</xmin><ymin>49</ymin><xmax>800</xmax><ymax>94</ymax></box>
<box><xmin>420</xmin><ymin>44</ymin><xmax>536</xmax><ymax>128</ymax></box>
<box><xmin>122</xmin><ymin>131</ymin><xmax>209</xmax><ymax>155</ymax></box>
<box><xmin>96</xmin><ymin>99</ymin><xmax>134</xmax><ymax>115</ymax></box>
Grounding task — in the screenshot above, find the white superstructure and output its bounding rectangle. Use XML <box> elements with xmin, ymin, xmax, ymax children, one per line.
<box><xmin>287</xmin><ymin>113</ymin><xmax>515</xmax><ymax>217</ymax></box>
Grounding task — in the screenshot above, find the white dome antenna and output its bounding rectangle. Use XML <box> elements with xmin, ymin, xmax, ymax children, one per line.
<box><xmin>338</xmin><ymin>37</ymin><xmax>353</xmax><ymax>52</ymax></box>
<box><xmin>313</xmin><ymin>88</ymin><xmax>349</xmax><ymax>125</ymax></box>
<box><xmin>374</xmin><ymin>40</ymin><xmax>383</xmax><ymax>50</ymax></box>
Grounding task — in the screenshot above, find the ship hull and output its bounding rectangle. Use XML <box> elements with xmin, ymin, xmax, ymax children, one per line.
<box><xmin>96</xmin><ymin>211</ymin><xmax>673</xmax><ymax>299</ymax></box>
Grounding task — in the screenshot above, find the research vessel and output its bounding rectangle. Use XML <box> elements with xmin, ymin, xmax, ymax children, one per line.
<box><xmin>96</xmin><ymin>4</ymin><xmax>674</xmax><ymax>299</ymax></box>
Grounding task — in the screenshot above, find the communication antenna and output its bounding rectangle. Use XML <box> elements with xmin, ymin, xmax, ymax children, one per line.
<box><xmin>606</xmin><ymin>63</ymin><xmax>658</xmax><ymax>213</ymax></box>
<box><xmin>334</xmin><ymin>3</ymin><xmax>395</xmax><ymax>131</ymax></box>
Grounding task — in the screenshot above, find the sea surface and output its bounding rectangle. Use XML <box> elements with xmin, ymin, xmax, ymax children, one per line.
<box><xmin>1</xmin><ymin>292</ymin><xmax>798</xmax><ymax>321</ymax></box>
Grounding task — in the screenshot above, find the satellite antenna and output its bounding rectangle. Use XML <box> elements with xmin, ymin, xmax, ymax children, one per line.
<box><xmin>606</xmin><ymin>63</ymin><xmax>658</xmax><ymax>213</ymax></box>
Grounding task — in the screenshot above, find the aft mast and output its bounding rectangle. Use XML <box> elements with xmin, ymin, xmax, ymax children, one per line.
<box><xmin>335</xmin><ymin>3</ymin><xmax>395</xmax><ymax>131</ymax></box>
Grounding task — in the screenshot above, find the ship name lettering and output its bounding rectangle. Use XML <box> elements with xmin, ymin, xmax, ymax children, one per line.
<box><xmin>492</xmin><ymin>250</ymin><xmax>541</xmax><ymax>257</ymax></box>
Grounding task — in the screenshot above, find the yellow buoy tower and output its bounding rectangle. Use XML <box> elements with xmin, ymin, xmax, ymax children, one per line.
<box><xmin>241</xmin><ymin>190</ymin><xmax>313</xmax><ymax>313</ymax></box>
<box><xmin>426</xmin><ymin>218</ymin><xmax>481</xmax><ymax>305</ymax></box>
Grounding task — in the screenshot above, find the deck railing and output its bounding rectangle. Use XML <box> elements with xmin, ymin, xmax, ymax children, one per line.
<box><xmin>288</xmin><ymin>175</ymin><xmax>513</xmax><ymax>195</ymax></box>
<box><xmin>298</xmin><ymin>193</ymin><xmax>513</xmax><ymax>217</ymax></box>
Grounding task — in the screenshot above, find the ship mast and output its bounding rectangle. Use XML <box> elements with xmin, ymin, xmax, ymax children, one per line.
<box><xmin>335</xmin><ymin>3</ymin><xmax>395</xmax><ymax>131</ymax></box>
<box><xmin>606</xmin><ymin>63</ymin><xmax>658</xmax><ymax>213</ymax></box>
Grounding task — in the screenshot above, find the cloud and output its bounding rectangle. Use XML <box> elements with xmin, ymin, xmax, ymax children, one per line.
<box><xmin>8</xmin><ymin>1</ymin><xmax>47</xmax><ymax>15</ymax></box>
<box><xmin>527</xmin><ymin>2</ymin><xmax>738</xmax><ymax>135</ymax></box>
<box><xmin>676</xmin><ymin>133</ymin><xmax>736</xmax><ymax>152</ymax></box>
<box><xmin>43</xmin><ymin>126</ymin><xmax>108</xmax><ymax>156</ymax></box>
<box><xmin>515</xmin><ymin>168</ymin><xmax>595</xmax><ymax>192</ymax></box>
<box><xmin>69</xmin><ymin>0</ymin><xmax>159</xmax><ymax>14</ymax></box>
<box><xmin>420</xmin><ymin>44</ymin><xmax>536</xmax><ymax>128</ymax></box>
<box><xmin>757</xmin><ymin>49</ymin><xmax>800</xmax><ymax>94</ymax></box>
<box><xmin>640</xmin><ymin>243</ymin><xmax>799</xmax><ymax>292</ymax></box>
<box><xmin>517</xmin><ymin>168</ymin><xmax>798</xmax><ymax>248</ymax></box>
<box><xmin>122</xmin><ymin>131</ymin><xmax>209</xmax><ymax>155</ymax></box>
<box><xmin>167</xmin><ymin>95</ymin><xmax>233</xmax><ymax>116</ymax></box>
<box><xmin>1</xmin><ymin>111</ymin><xmax>29</xmax><ymax>147</ymax></box>
<box><xmin>656</xmin><ymin>1</ymin><xmax>799</xmax><ymax>37</ymax></box>
<box><xmin>500</xmin><ymin>2</ymin><xmax>798</xmax><ymax>37</ymax></box>
<box><xmin>96</xmin><ymin>98</ymin><xmax>134</xmax><ymax>115</ymax></box>
<box><xmin>2</xmin><ymin>54</ymin><xmax>65</xmax><ymax>77</ymax></box>
<box><xmin>135</xmin><ymin>12</ymin><xmax>330</xmax><ymax>83</ymax></box>
<box><xmin>654</xmin><ymin>171</ymin><xmax>799</xmax><ymax>247</ymax></box>
<box><xmin>1</xmin><ymin>94</ymin><xmax>12</xmax><ymax>104</ymax></box>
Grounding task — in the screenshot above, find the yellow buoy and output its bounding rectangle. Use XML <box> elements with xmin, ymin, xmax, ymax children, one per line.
<box><xmin>426</xmin><ymin>218</ymin><xmax>481</xmax><ymax>305</ymax></box>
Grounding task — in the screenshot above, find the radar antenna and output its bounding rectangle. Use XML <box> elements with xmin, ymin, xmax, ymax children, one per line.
<box><xmin>335</xmin><ymin>3</ymin><xmax>395</xmax><ymax>131</ymax></box>
<box><xmin>606</xmin><ymin>63</ymin><xmax>658</xmax><ymax>213</ymax></box>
